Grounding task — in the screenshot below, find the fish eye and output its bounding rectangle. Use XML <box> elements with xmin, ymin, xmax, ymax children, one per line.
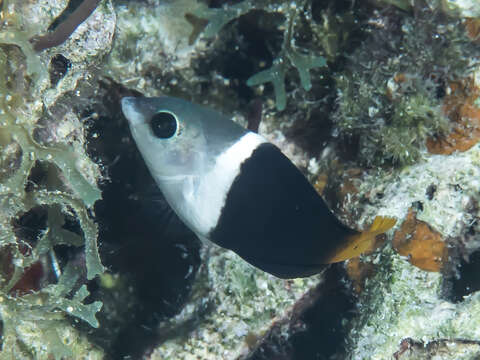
<box><xmin>149</xmin><ymin>111</ymin><xmax>178</xmax><ymax>139</ymax></box>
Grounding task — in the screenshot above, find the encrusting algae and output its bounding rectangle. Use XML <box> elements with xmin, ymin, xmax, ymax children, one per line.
<box><xmin>392</xmin><ymin>209</ymin><xmax>447</xmax><ymax>272</ymax></box>
<box><xmin>427</xmin><ymin>79</ymin><xmax>480</xmax><ymax>155</ymax></box>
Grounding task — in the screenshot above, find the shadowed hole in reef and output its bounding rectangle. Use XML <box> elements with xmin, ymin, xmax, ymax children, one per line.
<box><xmin>195</xmin><ymin>9</ymin><xmax>284</xmax><ymax>108</ymax></box>
<box><xmin>25</xmin><ymin>160</ymin><xmax>67</xmax><ymax>193</ymax></box>
<box><xmin>49</xmin><ymin>54</ymin><xmax>72</xmax><ymax>87</ymax></box>
<box><xmin>83</xmin><ymin>84</ymin><xmax>201</xmax><ymax>359</ymax></box>
<box><xmin>10</xmin><ymin>203</ymin><xmax>89</xmax><ymax>294</ymax></box>
<box><xmin>12</xmin><ymin>206</ymin><xmax>48</xmax><ymax>247</ymax></box>
<box><xmin>246</xmin><ymin>264</ymin><xmax>355</xmax><ymax>359</ymax></box>
<box><xmin>283</xmin><ymin>77</ymin><xmax>336</xmax><ymax>156</ymax></box>
<box><xmin>291</xmin><ymin>265</ymin><xmax>355</xmax><ymax>359</ymax></box>
<box><xmin>447</xmin><ymin>249</ymin><xmax>480</xmax><ymax>303</ymax></box>
<box><xmin>8</xmin><ymin>206</ymin><xmax>49</xmax><ymax>294</ymax></box>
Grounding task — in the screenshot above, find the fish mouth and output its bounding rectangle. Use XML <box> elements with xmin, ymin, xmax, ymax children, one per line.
<box><xmin>121</xmin><ymin>97</ymin><xmax>144</xmax><ymax>126</ymax></box>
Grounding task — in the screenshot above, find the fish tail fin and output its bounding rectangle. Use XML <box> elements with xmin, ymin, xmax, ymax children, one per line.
<box><xmin>325</xmin><ymin>216</ymin><xmax>397</xmax><ymax>263</ymax></box>
<box><xmin>368</xmin><ymin>216</ymin><xmax>397</xmax><ymax>235</ymax></box>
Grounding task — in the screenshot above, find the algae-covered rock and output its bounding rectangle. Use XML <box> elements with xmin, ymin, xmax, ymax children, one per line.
<box><xmin>324</xmin><ymin>2</ymin><xmax>480</xmax><ymax>356</ymax></box>
<box><xmin>345</xmin><ymin>250</ymin><xmax>480</xmax><ymax>359</ymax></box>
<box><xmin>443</xmin><ymin>0</ymin><xmax>480</xmax><ymax>17</ymax></box>
<box><xmin>334</xmin><ymin>137</ymin><xmax>480</xmax><ymax>359</ymax></box>
<box><xmin>149</xmin><ymin>245</ymin><xmax>319</xmax><ymax>359</ymax></box>
<box><xmin>106</xmin><ymin>0</ymin><xmax>202</xmax><ymax>96</ymax></box>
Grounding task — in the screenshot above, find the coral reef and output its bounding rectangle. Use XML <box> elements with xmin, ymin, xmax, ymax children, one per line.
<box><xmin>3</xmin><ymin>0</ymin><xmax>480</xmax><ymax>358</ymax></box>
<box><xmin>103</xmin><ymin>0</ymin><xmax>480</xmax><ymax>358</ymax></box>
<box><xmin>108</xmin><ymin>0</ymin><xmax>335</xmax><ymax>111</ymax></box>
<box><xmin>345</xmin><ymin>248</ymin><xmax>480</xmax><ymax>359</ymax></box>
<box><xmin>148</xmin><ymin>245</ymin><xmax>319</xmax><ymax>359</ymax></box>
<box><xmin>106</xmin><ymin>0</ymin><xmax>201</xmax><ymax>97</ymax></box>
<box><xmin>337</xmin><ymin>76</ymin><xmax>480</xmax><ymax>359</ymax></box>
<box><xmin>105</xmin><ymin>223</ymin><xmax>351</xmax><ymax>360</ymax></box>
<box><xmin>393</xmin><ymin>338</ymin><xmax>480</xmax><ymax>359</ymax></box>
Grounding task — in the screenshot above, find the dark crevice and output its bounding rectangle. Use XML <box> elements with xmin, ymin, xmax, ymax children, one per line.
<box><xmin>246</xmin><ymin>264</ymin><xmax>355</xmax><ymax>359</ymax></box>
<box><xmin>81</xmin><ymin>79</ymin><xmax>201</xmax><ymax>359</ymax></box>
<box><xmin>49</xmin><ymin>54</ymin><xmax>72</xmax><ymax>87</ymax></box>
<box><xmin>12</xmin><ymin>206</ymin><xmax>48</xmax><ymax>247</ymax></box>
<box><xmin>445</xmin><ymin>248</ymin><xmax>480</xmax><ymax>303</ymax></box>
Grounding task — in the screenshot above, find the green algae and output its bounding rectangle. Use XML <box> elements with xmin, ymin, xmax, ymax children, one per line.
<box><xmin>188</xmin><ymin>1</ymin><xmax>253</xmax><ymax>39</ymax></box>
<box><xmin>0</xmin><ymin>262</ymin><xmax>103</xmax><ymax>359</ymax></box>
<box><xmin>247</xmin><ymin>48</ymin><xmax>326</xmax><ymax>111</ymax></box>
<box><xmin>0</xmin><ymin>1</ymin><xmax>107</xmax><ymax>358</ymax></box>
<box><xmin>190</xmin><ymin>0</ymin><xmax>326</xmax><ymax>111</ymax></box>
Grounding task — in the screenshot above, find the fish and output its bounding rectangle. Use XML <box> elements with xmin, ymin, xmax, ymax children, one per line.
<box><xmin>121</xmin><ymin>96</ymin><xmax>396</xmax><ymax>279</ymax></box>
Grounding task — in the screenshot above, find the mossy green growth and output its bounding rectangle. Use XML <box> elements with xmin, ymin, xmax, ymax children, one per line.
<box><xmin>335</xmin><ymin>71</ymin><xmax>449</xmax><ymax>165</ymax></box>
<box><xmin>332</xmin><ymin>2</ymin><xmax>479</xmax><ymax>167</ymax></box>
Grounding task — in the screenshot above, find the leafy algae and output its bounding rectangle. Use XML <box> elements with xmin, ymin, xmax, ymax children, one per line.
<box><xmin>0</xmin><ymin>0</ymin><xmax>109</xmax><ymax>358</ymax></box>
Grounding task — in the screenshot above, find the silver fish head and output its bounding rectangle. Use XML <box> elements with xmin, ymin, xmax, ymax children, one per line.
<box><xmin>121</xmin><ymin>96</ymin><xmax>208</xmax><ymax>181</ymax></box>
<box><xmin>121</xmin><ymin>96</ymin><xmax>249</xmax><ymax>237</ymax></box>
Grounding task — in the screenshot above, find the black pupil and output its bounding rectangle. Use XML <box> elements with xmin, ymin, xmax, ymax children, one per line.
<box><xmin>150</xmin><ymin>112</ymin><xmax>177</xmax><ymax>138</ymax></box>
